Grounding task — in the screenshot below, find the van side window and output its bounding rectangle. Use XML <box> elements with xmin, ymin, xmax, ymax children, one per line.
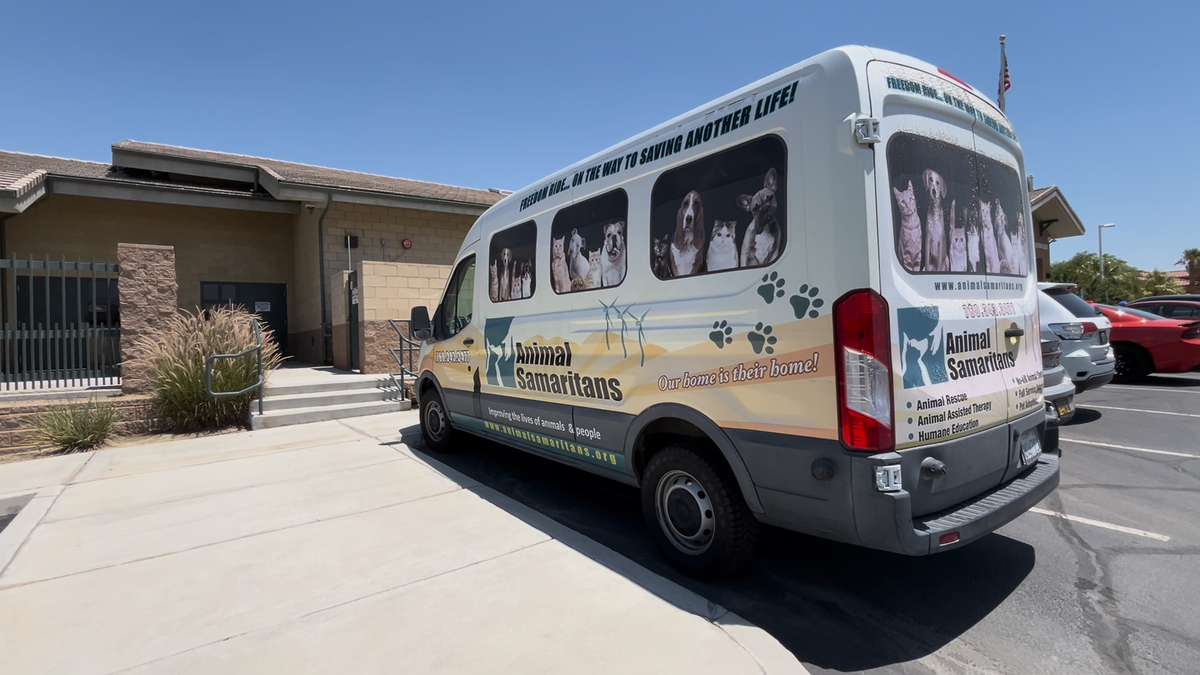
<box><xmin>650</xmin><ymin>135</ymin><xmax>787</xmax><ymax>279</ymax></box>
<box><xmin>489</xmin><ymin>220</ymin><xmax>537</xmax><ymax>302</ymax></box>
<box><xmin>549</xmin><ymin>190</ymin><xmax>628</xmax><ymax>294</ymax></box>
<box><xmin>440</xmin><ymin>255</ymin><xmax>475</xmax><ymax>338</ymax></box>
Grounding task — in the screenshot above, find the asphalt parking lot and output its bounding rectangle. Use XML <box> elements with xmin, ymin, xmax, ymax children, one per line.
<box><xmin>426</xmin><ymin>372</ymin><xmax>1200</xmax><ymax>675</ymax></box>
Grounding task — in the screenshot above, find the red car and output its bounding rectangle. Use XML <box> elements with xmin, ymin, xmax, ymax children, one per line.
<box><xmin>1128</xmin><ymin>299</ymin><xmax>1200</xmax><ymax>320</ymax></box>
<box><xmin>1092</xmin><ymin>304</ymin><xmax>1200</xmax><ymax>380</ymax></box>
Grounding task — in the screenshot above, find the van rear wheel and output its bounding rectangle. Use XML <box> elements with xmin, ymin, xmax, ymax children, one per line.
<box><xmin>419</xmin><ymin>388</ymin><xmax>455</xmax><ymax>452</ymax></box>
<box><xmin>641</xmin><ymin>443</ymin><xmax>759</xmax><ymax>578</ymax></box>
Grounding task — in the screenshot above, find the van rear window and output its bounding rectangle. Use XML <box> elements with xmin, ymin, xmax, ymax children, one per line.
<box><xmin>649</xmin><ymin>135</ymin><xmax>787</xmax><ymax>279</ymax></box>
<box><xmin>887</xmin><ymin>133</ymin><xmax>1025</xmax><ymax>277</ymax></box>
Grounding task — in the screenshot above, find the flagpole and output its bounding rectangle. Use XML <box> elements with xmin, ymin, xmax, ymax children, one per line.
<box><xmin>998</xmin><ymin>35</ymin><xmax>1007</xmax><ymax>113</ymax></box>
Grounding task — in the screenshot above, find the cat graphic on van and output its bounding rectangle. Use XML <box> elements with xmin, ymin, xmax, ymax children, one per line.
<box><xmin>738</xmin><ymin>167</ymin><xmax>781</xmax><ymax>268</ymax></box>
<box><xmin>707</xmin><ymin>220</ymin><xmax>739</xmax><ymax>271</ymax></box>
<box><xmin>893</xmin><ymin>180</ymin><xmax>922</xmax><ymax>272</ymax></box>
<box><xmin>550</xmin><ymin>235</ymin><xmax>570</xmax><ymax>293</ymax></box>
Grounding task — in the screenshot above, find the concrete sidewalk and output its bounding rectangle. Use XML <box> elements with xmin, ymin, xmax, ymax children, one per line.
<box><xmin>0</xmin><ymin>412</ymin><xmax>806</xmax><ymax>674</ymax></box>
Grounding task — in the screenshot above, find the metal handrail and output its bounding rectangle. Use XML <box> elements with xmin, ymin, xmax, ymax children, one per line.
<box><xmin>205</xmin><ymin>319</ymin><xmax>264</xmax><ymax>416</ymax></box>
<box><xmin>388</xmin><ymin>319</ymin><xmax>421</xmax><ymax>396</ymax></box>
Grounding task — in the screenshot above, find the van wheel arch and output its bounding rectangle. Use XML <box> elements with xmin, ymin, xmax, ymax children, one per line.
<box><xmin>624</xmin><ymin>404</ymin><xmax>763</xmax><ymax>514</ymax></box>
<box><xmin>416</xmin><ymin>372</ymin><xmax>444</xmax><ymax>407</ymax></box>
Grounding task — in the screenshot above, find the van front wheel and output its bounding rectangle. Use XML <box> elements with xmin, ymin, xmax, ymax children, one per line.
<box><xmin>641</xmin><ymin>443</ymin><xmax>759</xmax><ymax>578</ymax></box>
<box><xmin>419</xmin><ymin>388</ymin><xmax>455</xmax><ymax>452</ymax></box>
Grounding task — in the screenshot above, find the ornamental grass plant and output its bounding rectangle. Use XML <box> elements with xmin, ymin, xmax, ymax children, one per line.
<box><xmin>135</xmin><ymin>306</ymin><xmax>283</xmax><ymax>431</ymax></box>
<box><xmin>32</xmin><ymin>398</ymin><xmax>119</xmax><ymax>452</ymax></box>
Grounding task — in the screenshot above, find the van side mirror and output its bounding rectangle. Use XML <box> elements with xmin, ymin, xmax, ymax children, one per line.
<box><xmin>411</xmin><ymin>306</ymin><xmax>432</xmax><ymax>341</ymax></box>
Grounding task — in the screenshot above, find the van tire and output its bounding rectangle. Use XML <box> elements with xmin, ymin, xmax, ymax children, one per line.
<box><xmin>641</xmin><ymin>442</ymin><xmax>759</xmax><ymax>578</ymax></box>
<box><xmin>1113</xmin><ymin>343</ymin><xmax>1152</xmax><ymax>382</ymax></box>
<box><xmin>419</xmin><ymin>388</ymin><xmax>455</xmax><ymax>452</ymax></box>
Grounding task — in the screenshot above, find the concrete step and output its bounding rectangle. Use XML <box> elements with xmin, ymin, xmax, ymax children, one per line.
<box><xmin>249</xmin><ymin>399</ymin><xmax>411</xmax><ymax>430</ymax></box>
<box><xmin>264</xmin><ymin>377</ymin><xmax>392</xmax><ymax>397</ymax></box>
<box><xmin>261</xmin><ymin>388</ymin><xmax>400</xmax><ymax>413</ymax></box>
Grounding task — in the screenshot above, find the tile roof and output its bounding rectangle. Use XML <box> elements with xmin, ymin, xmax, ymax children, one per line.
<box><xmin>1029</xmin><ymin>186</ymin><xmax>1054</xmax><ymax>206</ymax></box>
<box><xmin>112</xmin><ymin>140</ymin><xmax>504</xmax><ymax>208</ymax></box>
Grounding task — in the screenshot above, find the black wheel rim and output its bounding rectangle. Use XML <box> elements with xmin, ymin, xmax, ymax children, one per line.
<box><xmin>425</xmin><ymin>400</ymin><xmax>446</xmax><ymax>442</ymax></box>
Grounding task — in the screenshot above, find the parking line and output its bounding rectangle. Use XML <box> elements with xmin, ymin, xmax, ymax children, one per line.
<box><xmin>1105</xmin><ymin>385</ymin><xmax>1200</xmax><ymax>395</ymax></box>
<box><xmin>1083</xmin><ymin>404</ymin><xmax>1200</xmax><ymax>419</ymax></box>
<box><xmin>1029</xmin><ymin>507</ymin><xmax>1171</xmax><ymax>542</ymax></box>
<box><xmin>1061</xmin><ymin>438</ymin><xmax>1200</xmax><ymax>459</ymax></box>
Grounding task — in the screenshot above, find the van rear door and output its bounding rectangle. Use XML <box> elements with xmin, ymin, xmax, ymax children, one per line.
<box><xmin>867</xmin><ymin>60</ymin><xmax>1017</xmax><ymax>515</ymax></box>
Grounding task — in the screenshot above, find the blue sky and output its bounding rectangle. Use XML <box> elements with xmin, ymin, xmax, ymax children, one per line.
<box><xmin>4</xmin><ymin>1</ymin><xmax>1195</xmax><ymax>272</ymax></box>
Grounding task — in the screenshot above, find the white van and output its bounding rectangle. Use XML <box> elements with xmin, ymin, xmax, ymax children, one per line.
<box><xmin>409</xmin><ymin>46</ymin><xmax>1058</xmax><ymax>577</ymax></box>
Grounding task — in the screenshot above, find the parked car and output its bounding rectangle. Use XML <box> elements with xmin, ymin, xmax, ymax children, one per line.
<box><xmin>1128</xmin><ymin>298</ymin><xmax>1200</xmax><ymax>320</ymax></box>
<box><xmin>1136</xmin><ymin>294</ymin><xmax>1200</xmax><ymax>303</ymax></box>
<box><xmin>1038</xmin><ymin>284</ymin><xmax>1115</xmax><ymax>392</ymax></box>
<box><xmin>1041</xmin><ymin>332</ymin><xmax>1076</xmax><ymax>453</ymax></box>
<box><xmin>1092</xmin><ymin>304</ymin><xmax>1200</xmax><ymax>381</ymax></box>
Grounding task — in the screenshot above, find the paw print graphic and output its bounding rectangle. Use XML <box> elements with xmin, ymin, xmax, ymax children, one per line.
<box><xmin>790</xmin><ymin>284</ymin><xmax>825</xmax><ymax>320</ymax></box>
<box><xmin>757</xmin><ymin>272</ymin><xmax>786</xmax><ymax>304</ymax></box>
<box><xmin>748</xmin><ymin>322</ymin><xmax>777</xmax><ymax>355</ymax></box>
<box><xmin>709</xmin><ymin>320</ymin><xmax>733</xmax><ymax>348</ymax></box>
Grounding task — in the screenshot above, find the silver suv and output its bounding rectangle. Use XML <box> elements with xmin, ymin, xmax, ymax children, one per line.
<box><xmin>1038</xmin><ymin>284</ymin><xmax>1115</xmax><ymax>393</ymax></box>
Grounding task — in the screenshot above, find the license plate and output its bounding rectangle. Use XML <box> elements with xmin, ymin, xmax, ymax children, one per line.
<box><xmin>1020</xmin><ymin>432</ymin><xmax>1042</xmax><ymax>466</ymax></box>
<box><xmin>1056</xmin><ymin>399</ymin><xmax>1072</xmax><ymax>417</ymax></box>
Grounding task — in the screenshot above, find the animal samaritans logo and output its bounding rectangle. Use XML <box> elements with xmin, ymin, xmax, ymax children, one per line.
<box><xmin>484</xmin><ymin>316</ymin><xmax>624</xmax><ymax>402</ymax></box>
<box><xmin>897</xmin><ymin>306</ymin><xmax>948</xmax><ymax>389</ymax></box>
<box><xmin>898</xmin><ymin>306</ymin><xmax>1021</xmax><ymax>390</ymax></box>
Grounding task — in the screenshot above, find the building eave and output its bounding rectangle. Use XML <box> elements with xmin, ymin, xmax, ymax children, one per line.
<box><xmin>49</xmin><ymin>176</ymin><xmax>298</xmax><ymax>214</ymax></box>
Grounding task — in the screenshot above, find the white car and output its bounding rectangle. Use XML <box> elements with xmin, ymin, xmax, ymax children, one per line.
<box><xmin>1038</xmin><ymin>284</ymin><xmax>1115</xmax><ymax>393</ymax></box>
<box><xmin>1041</xmin><ymin>332</ymin><xmax>1076</xmax><ymax>454</ymax></box>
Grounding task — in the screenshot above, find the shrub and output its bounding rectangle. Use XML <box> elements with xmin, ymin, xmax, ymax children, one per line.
<box><xmin>33</xmin><ymin>398</ymin><xmax>119</xmax><ymax>452</ymax></box>
<box><xmin>134</xmin><ymin>306</ymin><xmax>284</xmax><ymax>431</ymax></box>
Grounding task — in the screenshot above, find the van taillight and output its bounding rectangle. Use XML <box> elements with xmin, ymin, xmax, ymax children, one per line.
<box><xmin>834</xmin><ymin>289</ymin><xmax>894</xmax><ymax>453</ymax></box>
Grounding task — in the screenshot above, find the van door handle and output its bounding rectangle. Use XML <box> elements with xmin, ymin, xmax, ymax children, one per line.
<box><xmin>1004</xmin><ymin>328</ymin><xmax>1024</xmax><ymax>338</ymax></box>
<box><xmin>462</xmin><ymin>338</ymin><xmax>475</xmax><ymax>346</ymax></box>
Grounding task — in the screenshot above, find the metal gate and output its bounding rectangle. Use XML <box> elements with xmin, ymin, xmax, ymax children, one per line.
<box><xmin>0</xmin><ymin>255</ymin><xmax>120</xmax><ymax>390</ymax></box>
<box><xmin>347</xmin><ymin>270</ymin><xmax>360</xmax><ymax>370</ymax></box>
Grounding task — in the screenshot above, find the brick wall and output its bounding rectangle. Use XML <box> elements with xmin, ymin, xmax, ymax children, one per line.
<box><xmin>0</xmin><ymin>393</ymin><xmax>156</xmax><ymax>453</ymax></box>
<box><xmin>7</xmin><ymin>194</ymin><xmax>296</xmax><ymax>317</ymax></box>
<box><xmin>348</xmin><ymin>261</ymin><xmax>450</xmax><ymax>374</ymax></box>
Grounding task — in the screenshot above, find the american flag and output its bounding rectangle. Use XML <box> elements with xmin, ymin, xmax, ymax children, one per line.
<box><xmin>998</xmin><ymin>37</ymin><xmax>1011</xmax><ymax>112</ymax></box>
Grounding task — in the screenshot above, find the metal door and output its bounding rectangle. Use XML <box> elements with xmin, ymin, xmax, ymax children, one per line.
<box><xmin>201</xmin><ymin>281</ymin><xmax>289</xmax><ymax>355</ymax></box>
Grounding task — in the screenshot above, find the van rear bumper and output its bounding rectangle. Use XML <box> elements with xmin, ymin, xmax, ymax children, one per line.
<box><xmin>849</xmin><ymin>453</ymin><xmax>1059</xmax><ymax>555</ymax></box>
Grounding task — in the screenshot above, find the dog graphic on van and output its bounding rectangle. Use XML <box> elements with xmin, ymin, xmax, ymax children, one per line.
<box><xmin>567</xmin><ymin>229</ymin><xmax>590</xmax><ymax>288</ymax></box>
<box><xmin>922</xmin><ymin>169</ymin><xmax>951</xmax><ymax>272</ymax></box>
<box><xmin>498</xmin><ymin>247</ymin><xmax>514</xmax><ymax>302</ymax></box>
<box><xmin>671</xmin><ymin>191</ymin><xmax>705</xmax><ymax>277</ymax></box>
<box><xmin>738</xmin><ymin>167</ymin><xmax>781</xmax><ymax>268</ymax></box>
<box><xmin>601</xmin><ymin>221</ymin><xmax>627</xmax><ymax>287</ymax></box>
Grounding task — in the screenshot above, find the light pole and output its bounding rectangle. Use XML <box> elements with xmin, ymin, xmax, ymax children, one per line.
<box><xmin>1099</xmin><ymin>223</ymin><xmax>1116</xmax><ymax>303</ymax></box>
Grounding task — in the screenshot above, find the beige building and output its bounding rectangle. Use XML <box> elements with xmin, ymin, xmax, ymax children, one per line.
<box><xmin>1028</xmin><ymin>184</ymin><xmax>1086</xmax><ymax>281</ymax></box>
<box><xmin>0</xmin><ymin>142</ymin><xmax>504</xmax><ymax>373</ymax></box>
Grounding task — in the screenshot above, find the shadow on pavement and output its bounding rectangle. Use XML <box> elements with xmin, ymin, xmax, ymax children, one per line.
<box><xmin>403</xmin><ymin>425</ymin><xmax>1035</xmax><ymax>673</ymax></box>
<box><xmin>1143</xmin><ymin>374</ymin><xmax>1200</xmax><ymax>388</ymax></box>
<box><xmin>1062</xmin><ymin>407</ymin><xmax>1103</xmax><ymax>426</ymax></box>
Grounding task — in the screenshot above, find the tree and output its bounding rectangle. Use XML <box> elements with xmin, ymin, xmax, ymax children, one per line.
<box><xmin>1050</xmin><ymin>252</ymin><xmax>1144</xmax><ymax>302</ymax></box>
<box><xmin>1178</xmin><ymin>248</ymin><xmax>1200</xmax><ymax>293</ymax></box>
<box><xmin>1142</xmin><ymin>269</ymin><xmax>1182</xmax><ymax>297</ymax></box>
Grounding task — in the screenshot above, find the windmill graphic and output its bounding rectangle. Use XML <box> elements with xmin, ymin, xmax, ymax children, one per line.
<box><xmin>632</xmin><ymin>307</ymin><xmax>651</xmax><ymax>367</ymax></box>
<box><xmin>616</xmin><ymin>304</ymin><xmax>633</xmax><ymax>359</ymax></box>
<box><xmin>598</xmin><ymin>298</ymin><xmax>620</xmax><ymax>351</ymax></box>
